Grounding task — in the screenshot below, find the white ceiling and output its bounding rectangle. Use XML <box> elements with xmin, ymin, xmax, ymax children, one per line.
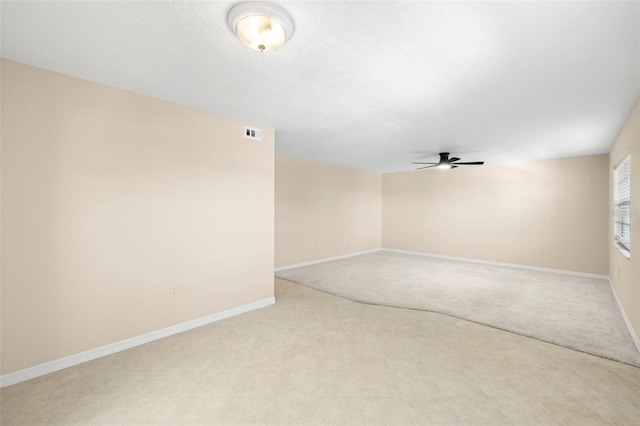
<box><xmin>2</xmin><ymin>1</ymin><xmax>639</xmax><ymax>173</ymax></box>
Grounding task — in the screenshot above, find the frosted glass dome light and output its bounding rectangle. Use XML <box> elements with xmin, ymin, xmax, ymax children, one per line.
<box><xmin>227</xmin><ymin>2</ymin><xmax>295</xmax><ymax>52</ymax></box>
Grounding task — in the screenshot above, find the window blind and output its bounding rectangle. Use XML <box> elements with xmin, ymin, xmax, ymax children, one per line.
<box><xmin>614</xmin><ymin>154</ymin><xmax>631</xmax><ymax>251</ymax></box>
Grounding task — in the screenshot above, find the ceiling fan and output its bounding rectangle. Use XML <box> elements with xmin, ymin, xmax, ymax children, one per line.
<box><xmin>413</xmin><ymin>152</ymin><xmax>484</xmax><ymax>170</ymax></box>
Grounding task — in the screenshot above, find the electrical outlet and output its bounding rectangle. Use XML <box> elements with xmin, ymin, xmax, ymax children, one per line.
<box><xmin>309</xmin><ymin>242</ymin><xmax>314</xmax><ymax>248</ymax></box>
<box><xmin>342</xmin><ymin>238</ymin><xmax>347</xmax><ymax>245</ymax></box>
<box><xmin>169</xmin><ymin>286</ymin><xmax>178</xmax><ymax>298</ymax></box>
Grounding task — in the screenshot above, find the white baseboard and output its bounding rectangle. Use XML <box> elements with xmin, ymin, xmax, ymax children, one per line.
<box><xmin>0</xmin><ymin>297</ymin><xmax>275</xmax><ymax>388</ymax></box>
<box><xmin>608</xmin><ymin>278</ymin><xmax>640</xmax><ymax>352</ymax></box>
<box><xmin>382</xmin><ymin>248</ymin><xmax>609</xmax><ymax>280</ymax></box>
<box><xmin>274</xmin><ymin>248</ymin><xmax>382</xmax><ymax>272</ymax></box>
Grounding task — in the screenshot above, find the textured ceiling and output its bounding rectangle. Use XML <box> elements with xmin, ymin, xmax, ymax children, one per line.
<box><xmin>2</xmin><ymin>1</ymin><xmax>639</xmax><ymax>173</ymax></box>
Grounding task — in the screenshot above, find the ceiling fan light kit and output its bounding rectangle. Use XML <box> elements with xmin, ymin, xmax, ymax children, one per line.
<box><xmin>227</xmin><ymin>1</ymin><xmax>295</xmax><ymax>52</ymax></box>
<box><xmin>413</xmin><ymin>152</ymin><xmax>485</xmax><ymax>170</ymax></box>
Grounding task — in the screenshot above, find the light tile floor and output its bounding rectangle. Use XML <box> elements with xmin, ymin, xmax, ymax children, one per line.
<box><xmin>2</xmin><ymin>278</ymin><xmax>640</xmax><ymax>425</ymax></box>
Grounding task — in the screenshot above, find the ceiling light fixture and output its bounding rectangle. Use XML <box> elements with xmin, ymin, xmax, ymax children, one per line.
<box><xmin>227</xmin><ymin>1</ymin><xmax>295</xmax><ymax>52</ymax></box>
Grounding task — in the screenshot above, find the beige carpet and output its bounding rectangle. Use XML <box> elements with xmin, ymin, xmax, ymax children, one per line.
<box><xmin>276</xmin><ymin>251</ymin><xmax>640</xmax><ymax>367</ymax></box>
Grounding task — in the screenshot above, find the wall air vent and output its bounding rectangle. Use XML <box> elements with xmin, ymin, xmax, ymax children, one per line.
<box><xmin>244</xmin><ymin>126</ymin><xmax>262</xmax><ymax>140</ymax></box>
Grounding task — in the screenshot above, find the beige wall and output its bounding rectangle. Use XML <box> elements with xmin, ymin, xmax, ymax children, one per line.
<box><xmin>275</xmin><ymin>155</ymin><xmax>381</xmax><ymax>267</ymax></box>
<box><xmin>1</xmin><ymin>60</ymin><xmax>274</xmax><ymax>375</ymax></box>
<box><xmin>382</xmin><ymin>155</ymin><xmax>609</xmax><ymax>275</ymax></box>
<box><xmin>609</xmin><ymin>98</ymin><xmax>640</xmax><ymax>338</ymax></box>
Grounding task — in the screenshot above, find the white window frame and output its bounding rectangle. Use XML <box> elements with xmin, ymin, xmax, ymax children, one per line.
<box><xmin>613</xmin><ymin>153</ymin><xmax>631</xmax><ymax>258</ymax></box>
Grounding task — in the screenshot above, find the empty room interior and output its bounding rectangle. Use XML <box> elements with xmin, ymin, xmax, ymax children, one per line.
<box><xmin>1</xmin><ymin>1</ymin><xmax>640</xmax><ymax>425</ymax></box>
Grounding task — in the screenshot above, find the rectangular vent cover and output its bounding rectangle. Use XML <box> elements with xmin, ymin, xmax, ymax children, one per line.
<box><xmin>244</xmin><ymin>126</ymin><xmax>262</xmax><ymax>140</ymax></box>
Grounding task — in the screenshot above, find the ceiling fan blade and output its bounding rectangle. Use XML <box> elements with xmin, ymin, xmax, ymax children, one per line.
<box><xmin>449</xmin><ymin>157</ymin><xmax>460</xmax><ymax>162</ymax></box>
<box><xmin>451</xmin><ymin>165</ymin><xmax>458</xmax><ymax>169</ymax></box>
<box><xmin>411</xmin><ymin>162</ymin><xmax>438</xmax><ymax>164</ymax></box>
<box><xmin>452</xmin><ymin>161</ymin><xmax>484</xmax><ymax>165</ymax></box>
<box><xmin>416</xmin><ymin>165</ymin><xmax>438</xmax><ymax>170</ymax></box>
